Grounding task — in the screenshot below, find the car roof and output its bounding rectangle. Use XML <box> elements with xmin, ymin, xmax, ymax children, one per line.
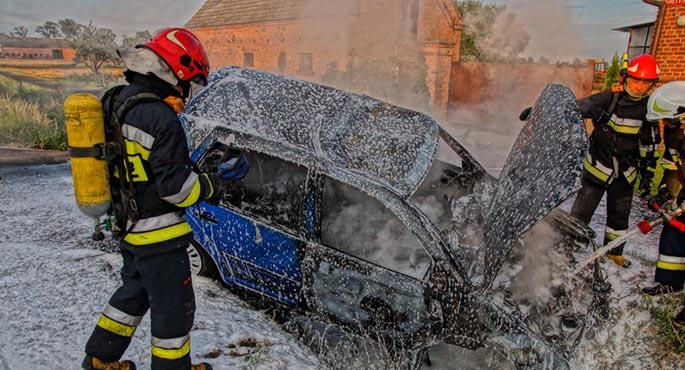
<box><xmin>182</xmin><ymin>66</ymin><xmax>439</xmax><ymax>198</ymax></box>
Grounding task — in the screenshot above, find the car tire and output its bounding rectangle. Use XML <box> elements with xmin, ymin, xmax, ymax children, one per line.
<box><xmin>186</xmin><ymin>241</ymin><xmax>219</xmax><ymax>279</ymax></box>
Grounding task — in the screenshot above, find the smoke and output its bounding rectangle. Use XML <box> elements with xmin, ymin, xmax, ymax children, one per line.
<box><xmin>495</xmin><ymin>0</ymin><xmax>587</xmax><ymax>62</ymax></box>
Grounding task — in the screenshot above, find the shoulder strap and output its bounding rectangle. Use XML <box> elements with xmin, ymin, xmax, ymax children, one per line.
<box><xmin>596</xmin><ymin>92</ymin><xmax>620</xmax><ymax>126</ymax></box>
<box><xmin>101</xmin><ymin>86</ymin><xmax>162</xmax><ymax>237</ymax></box>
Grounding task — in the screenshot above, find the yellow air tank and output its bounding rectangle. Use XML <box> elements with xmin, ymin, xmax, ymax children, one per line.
<box><xmin>64</xmin><ymin>93</ymin><xmax>111</xmax><ymax>237</ymax></box>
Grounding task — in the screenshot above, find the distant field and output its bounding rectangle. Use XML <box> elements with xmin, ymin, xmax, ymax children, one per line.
<box><xmin>0</xmin><ymin>59</ymin><xmax>123</xmax><ymax>81</ymax></box>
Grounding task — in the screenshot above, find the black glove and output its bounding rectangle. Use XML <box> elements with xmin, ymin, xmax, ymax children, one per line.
<box><xmin>646</xmin><ymin>187</ymin><xmax>670</xmax><ymax>212</ymax></box>
<box><xmin>206</xmin><ymin>173</ymin><xmax>229</xmax><ymax>203</ymax></box>
<box><xmin>519</xmin><ymin>107</ymin><xmax>532</xmax><ymax>121</ymax></box>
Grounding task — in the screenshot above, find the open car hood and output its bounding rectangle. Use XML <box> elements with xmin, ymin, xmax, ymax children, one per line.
<box><xmin>480</xmin><ymin>84</ymin><xmax>586</xmax><ymax>289</ymax></box>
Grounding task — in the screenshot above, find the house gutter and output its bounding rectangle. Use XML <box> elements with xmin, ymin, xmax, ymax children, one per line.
<box><xmin>643</xmin><ymin>0</ymin><xmax>665</xmax><ymax>55</ymax></box>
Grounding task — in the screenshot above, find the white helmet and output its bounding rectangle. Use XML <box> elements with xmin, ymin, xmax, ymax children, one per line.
<box><xmin>646</xmin><ymin>80</ymin><xmax>685</xmax><ymax>121</ymax></box>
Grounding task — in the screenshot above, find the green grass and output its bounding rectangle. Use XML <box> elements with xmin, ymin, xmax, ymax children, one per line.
<box><xmin>0</xmin><ymin>75</ymin><xmax>66</xmax><ymax>150</ymax></box>
<box><xmin>643</xmin><ymin>292</ymin><xmax>685</xmax><ymax>352</ymax></box>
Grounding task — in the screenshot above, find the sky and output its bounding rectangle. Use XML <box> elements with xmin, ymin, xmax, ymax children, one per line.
<box><xmin>0</xmin><ymin>0</ymin><xmax>658</xmax><ymax>62</ymax></box>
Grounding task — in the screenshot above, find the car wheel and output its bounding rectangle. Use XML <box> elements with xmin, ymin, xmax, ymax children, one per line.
<box><xmin>186</xmin><ymin>241</ymin><xmax>219</xmax><ymax>278</ymax></box>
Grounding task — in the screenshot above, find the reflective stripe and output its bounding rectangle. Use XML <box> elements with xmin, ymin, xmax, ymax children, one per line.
<box><xmin>623</xmin><ymin>166</ymin><xmax>638</xmax><ymax>184</ymax></box>
<box><xmin>661</xmin><ymin>158</ymin><xmax>678</xmax><ymax>170</ymax></box>
<box><xmin>584</xmin><ymin>154</ymin><xmax>613</xmax><ymax>183</ymax></box>
<box><xmin>656</xmin><ymin>260</ymin><xmax>685</xmax><ymax>271</ymax></box>
<box><xmin>607</xmin><ymin>114</ymin><xmax>642</xmax><ymax>134</ymax></box>
<box><xmin>151</xmin><ymin>335</ymin><xmax>191</xmax><ymax>360</ymax></box>
<box><xmin>124</xmin><ymin>222</ymin><xmax>192</xmax><ymax>245</ymax></box>
<box><xmin>122</xmin><ymin>124</ymin><xmax>155</xmax><ymax>149</ymax></box>
<box><xmin>162</xmin><ymin>172</ymin><xmax>201</xmax><ymax>206</ymax></box>
<box><xmin>97</xmin><ymin>314</ymin><xmax>137</xmax><ymax>337</ymax></box>
<box><xmin>605</xmin><ymin>226</ymin><xmax>627</xmax><ymax>241</ymax></box>
<box><xmin>102</xmin><ymin>304</ymin><xmax>143</xmax><ymax>327</ymax></box>
<box><xmin>127</xmin><ymin>212</ymin><xmax>186</xmax><ymax>233</ymax></box>
<box><xmin>659</xmin><ymin>254</ymin><xmax>685</xmax><ymax>264</ymax></box>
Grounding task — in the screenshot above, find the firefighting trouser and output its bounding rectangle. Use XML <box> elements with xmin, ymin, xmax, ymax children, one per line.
<box><xmin>654</xmin><ymin>222</ymin><xmax>685</xmax><ymax>288</ymax></box>
<box><xmin>85</xmin><ymin>242</ymin><xmax>196</xmax><ymax>370</ymax></box>
<box><xmin>570</xmin><ymin>172</ymin><xmax>633</xmax><ymax>256</ymax></box>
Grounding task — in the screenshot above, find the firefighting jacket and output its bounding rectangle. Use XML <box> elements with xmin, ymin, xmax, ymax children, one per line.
<box><xmin>108</xmin><ymin>73</ymin><xmax>215</xmax><ymax>247</ymax></box>
<box><xmin>661</xmin><ymin>123</ymin><xmax>684</xmax><ymax>171</ymax></box>
<box><xmin>578</xmin><ymin>90</ymin><xmax>657</xmax><ymax>185</ymax></box>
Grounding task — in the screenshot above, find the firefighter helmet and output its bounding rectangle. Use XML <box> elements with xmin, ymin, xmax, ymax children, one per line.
<box><xmin>646</xmin><ymin>80</ymin><xmax>685</xmax><ymax>122</ymax></box>
<box><xmin>143</xmin><ymin>28</ymin><xmax>210</xmax><ymax>86</ymax></box>
<box><xmin>621</xmin><ymin>54</ymin><xmax>660</xmax><ymax>99</ymax></box>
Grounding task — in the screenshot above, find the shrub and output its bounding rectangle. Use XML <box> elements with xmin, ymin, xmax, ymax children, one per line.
<box><xmin>0</xmin><ymin>75</ymin><xmax>66</xmax><ymax>150</ymax></box>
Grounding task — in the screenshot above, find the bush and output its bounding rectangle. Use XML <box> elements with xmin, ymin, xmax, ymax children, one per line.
<box><xmin>0</xmin><ymin>76</ymin><xmax>66</xmax><ymax>150</ymax></box>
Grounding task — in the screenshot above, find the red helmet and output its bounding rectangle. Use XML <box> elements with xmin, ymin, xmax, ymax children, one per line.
<box><xmin>143</xmin><ymin>28</ymin><xmax>210</xmax><ymax>85</ymax></box>
<box><xmin>624</xmin><ymin>54</ymin><xmax>660</xmax><ymax>81</ymax></box>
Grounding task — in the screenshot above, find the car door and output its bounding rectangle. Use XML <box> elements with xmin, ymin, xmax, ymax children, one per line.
<box><xmin>300</xmin><ymin>173</ymin><xmax>436</xmax><ymax>342</ymax></box>
<box><xmin>188</xmin><ymin>145</ymin><xmax>309</xmax><ymax>306</ymax></box>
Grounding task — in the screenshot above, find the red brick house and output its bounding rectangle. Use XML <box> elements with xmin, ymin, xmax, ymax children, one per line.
<box><xmin>616</xmin><ymin>0</ymin><xmax>685</xmax><ymax>83</ymax></box>
<box><xmin>643</xmin><ymin>0</ymin><xmax>685</xmax><ymax>82</ymax></box>
<box><xmin>0</xmin><ymin>36</ymin><xmax>75</xmax><ymax>61</ymax></box>
<box><xmin>185</xmin><ymin>0</ymin><xmax>463</xmax><ymax>115</ymax></box>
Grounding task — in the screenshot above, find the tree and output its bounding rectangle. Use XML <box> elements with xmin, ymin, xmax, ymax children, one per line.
<box><xmin>36</xmin><ymin>21</ymin><xmax>62</xmax><ymax>38</ymax></box>
<box><xmin>121</xmin><ymin>31</ymin><xmax>152</xmax><ymax>48</ymax></box>
<box><xmin>58</xmin><ymin>18</ymin><xmax>83</xmax><ymax>39</ymax></box>
<box><xmin>604</xmin><ymin>53</ymin><xmax>621</xmax><ymax>90</ymax></box>
<box><xmin>454</xmin><ymin>0</ymin><xmax>529</xmax><ymax>62</ymax></box>
<box><xmin>61</xmin><ymin>20</ymin><xmax>118</xmax><ymax>83</ymax></box>
<box><xmin>9</xmin><ymin>26</ymin><xmax>29</xmax><ymax>37</ymax></box>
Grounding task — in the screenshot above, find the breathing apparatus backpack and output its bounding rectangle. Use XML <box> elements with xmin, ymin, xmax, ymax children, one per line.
<box><xmin>65</xmin><ymin>86</ymin><xmax>161</xmax><ymax>240</ymax></box>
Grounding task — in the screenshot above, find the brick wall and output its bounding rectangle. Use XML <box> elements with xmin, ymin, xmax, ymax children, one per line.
<box><xmin>188</xmin><ymin>0</ymin><xmax>461</xmax><ymax>115</ymax></box>
<box><xmin>652</xmin><ymin>4</ymin><xmax>685</xmax><ymax>82</ymax></box>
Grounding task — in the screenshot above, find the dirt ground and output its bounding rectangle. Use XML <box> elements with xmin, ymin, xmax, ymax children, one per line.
<box><xmin>0</xmin><ymin>147</ymin><xmax>69</xmax><ymax>166</ymax></box>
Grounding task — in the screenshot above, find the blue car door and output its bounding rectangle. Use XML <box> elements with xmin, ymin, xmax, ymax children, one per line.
<box><xmin>188</xmin><ymin>146</ymin><xmax>311</xmax><ymax>306</ymax></box>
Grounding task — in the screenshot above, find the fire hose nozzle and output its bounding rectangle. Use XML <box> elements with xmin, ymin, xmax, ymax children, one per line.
<box><xmin>638</xmin><ymin>220</ymin><xmax>654</xmax><ymax>234</ymax></box>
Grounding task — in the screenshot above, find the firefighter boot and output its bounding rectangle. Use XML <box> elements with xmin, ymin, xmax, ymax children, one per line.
<box><xmin>82</xmin><ymin>355</ymin><xmax>136</xmax><ymax>370</ymax></box>
<box><xmin>672</xmin><ymin>307</ymin><xmax>685</xmax><ymax>329</ymax></box>
<box><xmin>191</xmin><ymin>363</ymin><xmax>214</xmax><ymax>370</ymax></box>
<box><xmin>606</xmin><ymin>254</ymin><xmax>632</xmax><ymax>268</ymax></box>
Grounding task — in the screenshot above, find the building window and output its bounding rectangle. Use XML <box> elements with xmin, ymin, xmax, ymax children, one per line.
<box><xmin>627</xmin><ymin>25</ymin><xmax>654</xmax><ymax>59</ymax></box>
<box><xmin>298</xmin><ymin>53</ymin><xmax>313</xmax><ymax>75</ymax></box>
<box><xmin>243</xmin><ymin>52</ymin><xmax>254</xmax><ymax>68</ymax></box>
<box><xmin>278</xmin><ymin>52</ymin><xmax>287</xmax><ymax>73</ymax></box>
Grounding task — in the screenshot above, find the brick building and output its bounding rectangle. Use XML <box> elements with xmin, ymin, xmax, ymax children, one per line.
<box><xmin>0</xmin><ymin>36</ymin><xmax>75</xmax><ymax>61</ymax></box>
<box><xmin>643</xmin><ymin>0</ymin><xmax>685</xmax><ymax>82</ymax></box>
<box><xmin>616</xmin><ymin>0</ymin><xmax>685</xmax><ymax>83</ymax></box>
<box><xmin>185</xmin><ymin>0</ymin><xmax>462</xmax><ymax>115</ymax></box>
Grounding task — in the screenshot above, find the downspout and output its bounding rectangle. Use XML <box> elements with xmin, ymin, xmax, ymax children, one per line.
<box><xmin>643</xmin><ymin>0</ymin><xmax>665</xmax><ymax>55</ymax></box>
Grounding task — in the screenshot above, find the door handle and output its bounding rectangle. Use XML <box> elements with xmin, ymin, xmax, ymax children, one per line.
<box><xmin>197</xmin><ymin>211</ymin><xmax>218</xmax><ymax>224</ymax></box>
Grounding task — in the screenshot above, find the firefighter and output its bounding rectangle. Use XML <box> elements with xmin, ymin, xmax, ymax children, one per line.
<box><xmin>640</xmin><ymin>81</ymin><xmax>685</xmax><ymax>298</ymax></box>
<box><xmin>571</xmin><ymin>54</ymin><xmax>660</xmax><ymax>268</ymax></box>
<box><xmin>81</xmin><ymin>28</ymin><xmax>244</xmax><ymax>370</ymax></box>
<box><xmin>520</xmin><ymin>54</ymin><xmax>661</xmax><ymax>268</ymax></box>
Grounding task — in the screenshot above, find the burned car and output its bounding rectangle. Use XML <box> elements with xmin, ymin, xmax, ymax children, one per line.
<box><xmin>180</xmin><ymin>66</ymin><xmax>603</xmax><ymax>369</ymax></box>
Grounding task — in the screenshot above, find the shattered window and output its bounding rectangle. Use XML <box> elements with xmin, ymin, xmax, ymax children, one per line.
<box><xmin>410</xmin><ymin>139</ymin><xmax>471</xmax><ymax>233</ymax></box>
<box><xmin>320</xmin><ymin>176</ymin><xmax>430</xmax><ymax>278</ymax></box>
<box><xmin>224</xmin><ymin>150</ymin><xmax>307</xmax><ymax>232</ymax></box>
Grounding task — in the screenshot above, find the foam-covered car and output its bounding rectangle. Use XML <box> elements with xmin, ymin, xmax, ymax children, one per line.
<box><xmin>180</xmin><ymin>66</ymin><xmax>601</xmax><ymax>370</ymax></box>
